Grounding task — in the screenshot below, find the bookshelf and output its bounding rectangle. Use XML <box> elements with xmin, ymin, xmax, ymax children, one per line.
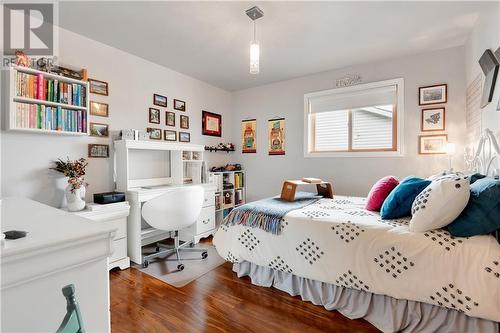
<box><xmin>7</xmin><ymin>66</ymin><xmax>90</xmax><ymax>136</ymax></box>
<box><xmin>209</xmin><ymin>170</ymin><xmax>246</xmax><ymax>227</ymax></box>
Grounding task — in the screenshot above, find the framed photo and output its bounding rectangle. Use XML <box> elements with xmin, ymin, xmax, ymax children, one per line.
<box><xmin>88</xmin><ymin>78</ymin><xmax>109</xmax><ymax>96</ymax></box>
<box><xmin>149</xmin><ymin>108</ymin><xmax>160</xmax><ymax>124</ymax></box>
<box><xmin>90</xmin><ymin>101</ymin><xmax>108</xmax><ymax>117</ymax></box>
<box><xmin>418</xmin><ymin>134</ymin><xmax>448</xmax><ymax>154</ymax></box>
<box><xmin>89</xmin><ymin>122</ymin><xmax>109</xmax><ymax>137</ymax></box>
<box><xmin>241</xmin><ymin>119</ymin><xmax>257</xmax><ymax>153</ymax></box>
<box><xmin>88</xmin><ymin>144</ymin><xmax>109</xmax><ymax>158</ymax></box>
<box><xmin>268</xmin><ymin>118</ymin><xmax>285</xmax><ymax>155</ymax></box>
<box><xmin>174</xmin><ymin>99</ymin><xmax>186</xmax><ymax>111</ymax></box>
<box><xmin>180</xmin><ymin>115</ymin><xmax>189</xmax><ymax>129</ymax></box>
<box><xmin>421</xmin><ymin>107</ymin><xmax>445</xmax><ymax>132</ymax></box>
<box><xmin>202</xmin><ymin>111</ymin><xmax>222</xmax><ymax>137</ymax></box>
<box><xmin>179</xmin><ymin>132</ymin><xmax>190</xmax><ymax>142</ymax></box>
<box><xmin>147</xmin><ymin>127</ymin><xmax>162</xmax><ymax>140</ymax></box>
<box><xmin>164</xmin><ymin>130</ymin><xmax>177</xmax><ymax>141</ymax></box>
<box><xmin>166</xmin><ymin>111</ymin><xmax>175</xmax><ymax>127</ymax></box>
<box><xmin>153</xmin><ymin>94</ymin><xmax>167</xmax><ymax>107</ymax></box>
<box><xmin>419</xmin><ymin>84</ymin><xmax>447</xmax><ymax>105</ymax></box>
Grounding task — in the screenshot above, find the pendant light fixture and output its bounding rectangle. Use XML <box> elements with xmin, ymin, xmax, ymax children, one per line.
<box><xmin>246</xmin><ymin>6</ymin><xmax>264</xmax><ymax>75</ymax></box>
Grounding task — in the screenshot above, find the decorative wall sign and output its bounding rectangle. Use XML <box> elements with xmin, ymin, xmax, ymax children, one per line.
<box><xmin>419</xmin><ymin>84</ymin><xmax>447</xmax><ymax>105</ymax></box>
<box><xmin>179</xmin><ymin>132</ymin><xmax>190</xmax><ymax>142</ymax></box>
<box><xmin>268</xmin><ymin>118</ymin><xmax>285</xmax><ymax>155</ymax></box>
<box><xmin>164</xmin><ymin>130</ymin><xmax>177</xmax><ymax>141</ymax></box>
<box><xmin>479</xmin><ymin>49</ymin><xmax>499</xmax><ymax>108</ymax></box>
<box><xmin>418</xmin><ymin>134</ymin><xmax>448</xmax><ymax>154</ymax></box>
<box><xmin>90</xmin><ymin>101</ymin><xmax>109</xmax><ymax>117</ymax></box>
<box><xmin>166</xmin><ymin>111</ymin><xmax>175</xmax><ymax>126</ymax></box>
<box><xmin>202</xmin><ymin>111</ymin><xmax>222</xmax><ymax>137</ymax></box>
<box><xmin>88</xmin><ymin>144</ymin><xmax>109</xmax><ymax>158</ymax></box>
<box><xmin>174</xmin><ymin>99</ymin><xmax>186</xmax><ymax>111</ymax></box>
<box><xmin>421</xmin><ymin>107</ymin><xmax>445</xmax><ymax>132</ymax></box>
<box><xmin>149</xmin><ymin>108</ymin><xmax>160</xmax><ymax>124</ymax></box>
<box><xmin>153</xmin><ymin>94</ymin><xmax>167</xmax><ymax>107</ymax></box>
<box><xmin>180</xmin><ymin>115</ymin><xmax>189</xmax><ymax>129</ymax></box>
<box><xmin>147</xmin><ymin>127</ymin><xmax>162</xmax><ymax>140</ymax></box>
<box><xmin>89</xmin><ymin>122</ymin><xmax>109</xmax><ymax>137</ymax></box>
<box><xmin>88</xmin><ymin>78</ymin><xmax>109</xmax><ymax>96</ymax></box>
<box><xmin>336</xmin><ymin>74</ymin><xmax>362</xmax><ymax>88</ymax></box>
<box><xmin>241</xmin><ymin>119</ymin><xmax>257</xmax><ymax>153</ymax></box>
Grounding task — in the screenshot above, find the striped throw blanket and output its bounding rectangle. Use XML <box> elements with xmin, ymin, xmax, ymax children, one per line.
<box><xmin>223</xmin><ymin>192</ymin><xmax>321</xmax><ymax>234</ymax></box>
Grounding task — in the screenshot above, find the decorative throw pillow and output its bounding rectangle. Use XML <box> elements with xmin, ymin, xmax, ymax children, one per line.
<box><xmin>447</xmin><ymin>177</ymin><xmax>500</xmax><ymax>237</ymax></box>
<box><xmin>409</xmin><ymin>175</ymin><xmax>470</xmax><ymax>232</ymax></box>
<box><xmin>365</xmin><ymin>176</ymin><xmax>399</xmax><ymax>211</ymax></box>
<box><xmin>469</xmin><ymin>173</ymin><xmax>486</xmax><ymax>184</ymax></box>
<box><xmin>427</xmin><ymin>170</ymin><xmax>452</xmax><ymax>181</ymax></box>
<box><xmin>380</xmin><ymin>176</ymin><xmax>431</xmax><ymax>219</ymax></box>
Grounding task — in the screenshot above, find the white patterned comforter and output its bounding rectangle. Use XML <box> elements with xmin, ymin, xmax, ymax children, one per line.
<box><xmin>213</xmin><ymin>196</ymin><xmax>500</xmax><ymax>322</ymax></box>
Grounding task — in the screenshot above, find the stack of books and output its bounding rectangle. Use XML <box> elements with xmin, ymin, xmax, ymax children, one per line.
<box><xmin>234</xmin><ymin>172</ymin><xmax>244</xmax><ymax>189</ymax></box>
<box><xmin>16</xmin><ymin>71</ymin><xmax>86</xmax><ymax>107</ymax></box>
<box><xmin>15</xmin><ymin>102</ymin><xmax>87</xmax><ymax>133</ymax></box>
<box><xmin>235</xmin><ymin>189</ymin><xmax>244</xmax><ymax>206</ymax></box>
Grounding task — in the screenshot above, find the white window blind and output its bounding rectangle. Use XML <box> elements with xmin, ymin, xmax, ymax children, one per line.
<box><xmin>306</xmin><ymin>81</ymin><xmax>401</xmax><ymax>154</ymax></box>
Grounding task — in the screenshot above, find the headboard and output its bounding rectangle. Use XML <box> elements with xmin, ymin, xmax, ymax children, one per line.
<box><xmin>464</xmin><ymin>128</ymin><xmax>500</xmax><ymax>243</ymax></box>
<box><xmin>465</xmin><ymin>128</ymin><xmax>500</xmax><ymax>178</ymax></box>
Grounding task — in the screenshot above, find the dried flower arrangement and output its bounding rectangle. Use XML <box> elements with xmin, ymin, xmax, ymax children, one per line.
<box><xmin>50</xmin><ymin>157</ymin><xmax>88</xmax><ymax>193</ymax></box>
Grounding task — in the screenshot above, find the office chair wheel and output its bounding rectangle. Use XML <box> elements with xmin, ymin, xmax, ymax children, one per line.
<box><xmin>177</xmin><ymin>264</ymin><xmax>185</xmax><ymax>271</ymax></box>
<box><xmin>189</xmin><ymin>241</ymin><xmax>195</xmax><ymax>248</ymax></box>
<box><xmin>142</xmin><ymin>260</ymin><xmax>149</xmax><ymax>268</ymax></box>
<box><xmin>201</xmin><ymin>251</ymin><xmax>208</xmax><ymax>259</ymax></box>
<box><xmin>155</xmin><ymin>246</ymin><xmax>160</xmax><ymax>252</ymax></box>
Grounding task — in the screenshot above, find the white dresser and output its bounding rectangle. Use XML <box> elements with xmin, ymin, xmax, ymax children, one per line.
<box><xmin>1</xmin><ymin>198</ymin><xmax>115</xmax><ymax>333</ymax></box>
<box><xmin>70</xmin><ymin>202</ymin><xmax>131</xmax><ymax>270</ymax></box>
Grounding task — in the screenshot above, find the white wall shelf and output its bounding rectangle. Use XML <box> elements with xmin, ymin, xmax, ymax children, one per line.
<box><xmin>210</xmin><ymin>170</ymin><xmax>246</xmax><ymax>226</ymax></box>
<box><xmin>7</xmin><ymin>66</ymin><xmax>90</xmax><ymax>136</ymax></box>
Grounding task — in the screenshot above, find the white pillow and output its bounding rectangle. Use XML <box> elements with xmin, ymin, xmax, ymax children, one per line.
<box><xmin>409</xmin><ymin>175</ymin><xmax>470</xmax><ymax>232</ymax></box>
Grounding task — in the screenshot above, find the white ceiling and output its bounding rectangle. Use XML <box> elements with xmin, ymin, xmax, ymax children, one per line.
<box><xmin>59</xmin><ymin>1</ymin><xmax>492</xmax><ymax>91</ymax></box>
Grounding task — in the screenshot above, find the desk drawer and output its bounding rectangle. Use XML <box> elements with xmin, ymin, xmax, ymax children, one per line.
<box><xmin>110</xmin><ymin>238</ymin><xmax>127</xmax><ymax>262</ymax></box>
<box><xmin>102</xmin><ymin>218</ymin><xmax>127</xmax><ymax>240</ymax></box>
<box><xmin>203</xmin><ymin>191</ymin><xmax>215</xmax><ymax>208</ymax></box>
<box><xmin>197</xmin><ymin>206</ymin><xmax>215</xmax><ymax>234</ymax></box>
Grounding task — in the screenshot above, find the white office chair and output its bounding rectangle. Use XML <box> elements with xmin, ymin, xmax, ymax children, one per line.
<box><xmin>141</xmin><ymin>186</ymin><xmax>207</xmax><ymax>270</ymax></box>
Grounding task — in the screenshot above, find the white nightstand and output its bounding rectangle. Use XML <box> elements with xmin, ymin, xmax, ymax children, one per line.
<box><xmin>66</xmin><ymin>202</ymin><xmax>131</xmax><ymax>270</ymax></box>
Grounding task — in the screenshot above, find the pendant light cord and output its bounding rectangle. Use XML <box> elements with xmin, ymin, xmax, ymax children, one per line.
<box><xmin>253</xmin><ymin>20</ymin><xmax>256</xmax><ymax>42</ymax></box>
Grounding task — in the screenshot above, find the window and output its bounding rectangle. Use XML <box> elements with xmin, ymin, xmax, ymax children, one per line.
<box><xmin>305</xmin><ymin>78</ymin><xmax>404</xmax><ymax>157</ymax></box>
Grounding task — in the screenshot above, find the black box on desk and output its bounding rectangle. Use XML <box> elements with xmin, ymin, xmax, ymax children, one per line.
<box><xmin>93</xmin><ymin>191</ymin><xmax>126</xmax><ymax>205</ymax></box>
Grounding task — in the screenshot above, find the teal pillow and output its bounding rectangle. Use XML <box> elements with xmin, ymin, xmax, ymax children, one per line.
<box><xmin>380</xmin><ymin>176</ymin><xmax>431</xmax><ymax>219</ymax></box>
<box><xmin>469</xmin><ymin>173</ymin><xmax>486</xmax><ymax>184</ymax></box>
<box><xmin>447</xmin><ymin>178</ymin><xmax>500</xmax><ymax>237</ymax></box>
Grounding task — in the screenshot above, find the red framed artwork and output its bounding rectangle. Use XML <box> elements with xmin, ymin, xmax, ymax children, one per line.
<box><xmin>202</xmin><ymin>111</ymin><xmax>222</xmax><ymax>137</ymax></box>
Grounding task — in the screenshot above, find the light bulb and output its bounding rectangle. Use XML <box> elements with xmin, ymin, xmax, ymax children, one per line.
<box><xmin>250</xmin><ymin>41</ymin><xmax>260</xmax><ymax>74</ymax></box>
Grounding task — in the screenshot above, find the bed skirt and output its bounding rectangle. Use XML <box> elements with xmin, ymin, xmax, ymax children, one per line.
<box><xmin>233</xmin><ymin>261</ymin><xmax>499</xmax><ymax>333</ymax></box>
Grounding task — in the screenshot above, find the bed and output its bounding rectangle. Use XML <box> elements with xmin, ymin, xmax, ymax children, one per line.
<box><xmin>213</xmin><ymin>129</ymin><xmax>500</xmax><ymax>333</ymax></box>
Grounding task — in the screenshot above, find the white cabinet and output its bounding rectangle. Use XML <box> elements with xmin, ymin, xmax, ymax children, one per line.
<box><xmin>69</xmin><ymin>203</ymin><xmax>130</xmax><ymax>270</ymax></box>
<box><xmin>1</xmin><ymin>198</ymin><xmax>114</xmax><ymax>333</ymax></box>
<box><xmin>179</xmin><ymin>189</ymin><xmax>217</xmax><ymax>244</ymax></box>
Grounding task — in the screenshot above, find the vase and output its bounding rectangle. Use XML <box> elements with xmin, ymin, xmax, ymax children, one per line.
<box><xmin>66</xmin><ymin>185</ymin><xmax>86</xmax><ymax>212</ymax></box>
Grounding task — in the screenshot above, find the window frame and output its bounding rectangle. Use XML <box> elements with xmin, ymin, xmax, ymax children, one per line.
<box><xmin>304</xmin><ymin>78</ymin><xmax>405</xmax><ymax>158</ymax></box>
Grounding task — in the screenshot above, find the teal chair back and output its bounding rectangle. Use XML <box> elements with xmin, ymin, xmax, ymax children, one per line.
<box><xmin>55</xmin><ymin>284</ymin><xmax>85</xmax><ymax>333</ymax></box>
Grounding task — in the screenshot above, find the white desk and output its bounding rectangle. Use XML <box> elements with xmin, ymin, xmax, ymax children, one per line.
<box><xmin>127</xmin><ymin>183</ymin><xmax>217</xmax><ymax>265</ymax></box>
<box><xmin>1</xmin><ymin>197</ymin><xmax>115</xmax><ymax>333</ymax></box>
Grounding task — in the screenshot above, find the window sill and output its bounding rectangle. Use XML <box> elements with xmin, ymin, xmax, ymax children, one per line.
<box><xmin>304</xmin><ymin>150</ymin><xmax>404</xmax><ymax>158</ymax></box>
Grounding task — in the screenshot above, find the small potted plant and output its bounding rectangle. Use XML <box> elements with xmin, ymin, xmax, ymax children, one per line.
<box><xmin>50</xmin><ymin>157</ymin><xmax>88</xmax><ymax>212</ymax></box>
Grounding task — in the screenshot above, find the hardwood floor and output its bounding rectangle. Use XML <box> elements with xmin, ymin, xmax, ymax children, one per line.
<box><xmin>110</xmin><ymin>262</ymin><xmax>380</xmax><ymax>333</ymax></box>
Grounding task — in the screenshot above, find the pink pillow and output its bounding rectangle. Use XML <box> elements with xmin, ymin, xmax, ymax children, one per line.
<box><xmin>365</xmin><ymin>176</ymin><xmax>399</xmax><ymax>211</ymax></box>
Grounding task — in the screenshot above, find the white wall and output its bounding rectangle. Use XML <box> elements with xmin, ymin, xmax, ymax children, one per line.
<box><xmin>1</xmin><ymin>28</ymin><xmax>233</xmax><ymax>207</ymax></box>
<box><xmin>464</xmin><ymin>3</ymin><xmax>500</xmax><ymax>135</ymax></box>
<box><xmin>231</xmin><ymin>47</ymin><xmax>467</xmax><ymax>201</ymax></box>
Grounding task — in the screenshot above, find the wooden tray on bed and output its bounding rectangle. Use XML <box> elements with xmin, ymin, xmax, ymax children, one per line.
<box><xmin>280</xmin><ymin>179</ymin><xmax>333</xmax><ymax>202</ymax></box>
